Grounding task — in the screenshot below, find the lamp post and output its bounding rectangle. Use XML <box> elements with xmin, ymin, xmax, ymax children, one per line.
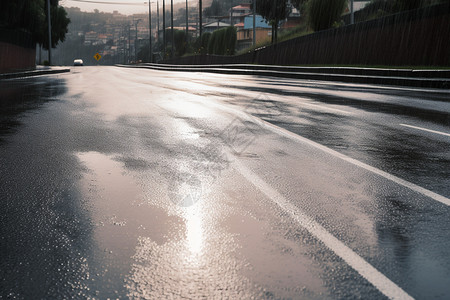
<box><xmin>186</xmin><ymin>0</ymin><xmax>188</xmax><ymax>46</ymax></box>
<box><xmin>163</xmin><ymin>0</ymin><xmax>166</xmax><ymax>57</ymax></box>
<box><xmin>46</xmin><ymin>0</ymin><xmax>52</xmax><ymax>65</ymax></box>
<box><xmin>171</xmin><ymin>0</ymin><xmax>174</xmax><ymax>58</ymax></box>
<box><xmin>253</xmin><ymin>0</ymin><xmax>256</xmax><ymax>47</ymax></box>
<box><xmin>199</xmin><ymin>0</ymin><xmax>202</xmax><ymax>39</ymax></box>
<box><xmin>157</xmin><ymin>1</ymin><xmax>159</xmax><ymax>48</ymax></box>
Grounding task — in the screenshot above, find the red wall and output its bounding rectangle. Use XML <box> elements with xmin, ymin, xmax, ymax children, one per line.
<box><xmin>0</xmin><ymin>42</ymin><xmax>36</xmax><ymax>73</ymax></box>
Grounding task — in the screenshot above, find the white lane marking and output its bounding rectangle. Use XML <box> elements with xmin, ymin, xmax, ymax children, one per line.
<box><xmin>400</xmin><ymin>123</ymin><xmax>450</xmax><ymax>137</ymax></box>
<box><xmin>251</xmin><ymin>118</ymin><xmax>450</xmax><ymax>207</ymax></box>
<box><xmin>232</xmin><ymin>159</ymin><xmax>414</xmax><ymax>300</ymax></box>
<box><xmin>150</xmin><ymin>80</ymin><xmax>449</xmax><ymax>206</ymax></box>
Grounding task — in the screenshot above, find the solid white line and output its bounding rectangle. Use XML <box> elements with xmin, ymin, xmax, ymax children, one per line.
<box><xmin>167</xmin><ymin>87</ymin><xmax>449</xmax><ymax>206</ymax></box>
<box><xmin>400</xmin><ymin>123</ymin><xmax>450</xmax><ymax>137</ymax></box>
<box><xmin>252</xmin><ymin>118</ymin><xmax>450</xmax><ymax>207</ymax></box>
<box><xmin>232</xmin><ymin>159</ymin><xmax>414</xmax><ymax>300</ymax></box>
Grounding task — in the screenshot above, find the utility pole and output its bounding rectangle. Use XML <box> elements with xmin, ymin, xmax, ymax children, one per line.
<box><xmin>253</xmin><ymin>0</ymin><xmax>256</xmax><ymax>47</ymax></box>
<box><xmin>163</xmin><ymin>0</ymin><xmax>166</xmax><ymax>57</ymax></box>
<box><xmin>157</xmin><ymin>1</ymin><xmax>160</xmax><ymax>44</ymax></box>
<box><xmin>148</xmin><ymin>2</ymin><xmax>152</xmax><ymax>62</ymax></box>
<box><xmin>171</xmin><ymin>0</ymin><xmax>174</xmax><ymax>58</ymax></box>
<box><xmin>186</xmin><ymin>0</ymin><xmax>188</xmax><ymax>46</ymax></box>
<box><xmin>199</xmin><ymin>0</ymin><xmax>202</xmax><ymax>39</ymax></box>
<box><xmin>46</xmin><ymin>0</ymin><xmax>52</xmax><ymax>65</ymax></box>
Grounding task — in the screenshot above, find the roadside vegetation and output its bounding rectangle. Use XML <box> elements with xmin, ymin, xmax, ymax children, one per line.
<box><xmin>0</xmin><ymin>0</ymin><xmax>70</xmax><ymax>50</ymax></box>
<box><xmin>236</xmin><ymin>0</ymin><xmax>450</xmax><ymax>55</ymax></box>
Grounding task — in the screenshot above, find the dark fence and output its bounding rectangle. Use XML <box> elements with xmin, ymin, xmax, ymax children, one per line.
<box><xmin>161</xmin><ymin>3</ymin><xmax>450</xmax><ymax>67</ymax></box>
<box><xmin>0</xmin><ymin>28</ymin><xmax>36</xmax><ymax>73</ymax></box>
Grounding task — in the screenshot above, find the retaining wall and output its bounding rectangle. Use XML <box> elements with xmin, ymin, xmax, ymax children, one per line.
<box><xmin>0</xmin><ymin>29</ymin><xmax>36</xmax><ymax>73</ymax></box>
<box><xmin>161</xmin><ymin>3</ymin><xmax>450</xmax><ymax>67</ymax></box>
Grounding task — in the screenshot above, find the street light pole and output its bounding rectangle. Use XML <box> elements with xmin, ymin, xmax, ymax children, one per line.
<box><xmin>186</xmin><ymin>0</ymin><xmax>188</xmax><ymax>46</ymax></box>
<box><xmin>148</xmin><ymin>1</ymin><xmax>152</xmax><ymax>62</ymax></box>
<box><xmin>46</xmin><ymin>0</ymin><xmax>52</xmax><ymax>65</ymax></box>
<box><xmin>163</xmin><ymin>0</ymin><xmax>166</xmax><ymax>57</ymax></box>
<box><xmin>171</xmin><ymin>0</ymin><xmax>174</xmax><ymax>58</ymax></box>
<box><xmin>157</xmin><ymin>1</ymin><xmax>159</xmax><ymax>45</ymax></box>
<box><xmin>199</xmin><ymin>0</ymin><xmax>202</xmax><ymax>39</ymax></box>
<box><xmin>253</xmin><ymin>0</ymin><xmax>256</xmax><ymax>47</ymax></box>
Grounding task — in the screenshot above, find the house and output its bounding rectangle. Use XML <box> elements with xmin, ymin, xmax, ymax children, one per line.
<box><xmin>230</xmin><ymin>4</ymin><xmax>252</xmax><ymax>26</ymax></box>
<box><xmin>203</xmin><ymin>21</ymin><xmax>231</xmax><ymax>33</ymax></box>
<box><xmin>236</xmin><ymin>14</ymin><xmax>272</xmax><ymax>51</ymax></box>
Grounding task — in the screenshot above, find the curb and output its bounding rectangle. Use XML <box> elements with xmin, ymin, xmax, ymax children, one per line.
<box><xmin>0</xmin><ymin>68</ymin><xmax>71</xmax><ymax>80</ymax></box>
<box><xmin>118</xmin><ymin>64</ymin><xmax>450</xmax><ymax>89</ymax></box>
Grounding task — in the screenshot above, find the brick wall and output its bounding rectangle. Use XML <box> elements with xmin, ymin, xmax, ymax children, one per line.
<box><xmin>0</xmin><ymin>29</ymin><xmax>36</xmax><ymax>73</ymax></box>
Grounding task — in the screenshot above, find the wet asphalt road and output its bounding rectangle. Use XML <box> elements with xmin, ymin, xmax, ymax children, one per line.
<box><xmin>1</xmin><ymin>66</ymin><xmax>449</xmax><ymax>299</ymax></box>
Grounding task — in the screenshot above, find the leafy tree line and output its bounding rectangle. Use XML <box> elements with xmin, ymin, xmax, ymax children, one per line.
<box><xmin>0</xmin><ymin>0</ymin><xmax>70</xmax><ymax>50</ymax></box>
<box><xmin>203</xmin><ymin>0</ymin><xmax>242</xmax><ymax>18</ymax></box>
<box><xmin>355</xmin><ymin>0</ymin><xmax>450</xmax><ymax>21</ymax></box>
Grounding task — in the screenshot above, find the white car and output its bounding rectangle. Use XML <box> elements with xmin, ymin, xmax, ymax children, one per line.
<box><xmin>73</xmin><ymin>59</ymin><xmax>83</xmax><ymax>66</ymax></box>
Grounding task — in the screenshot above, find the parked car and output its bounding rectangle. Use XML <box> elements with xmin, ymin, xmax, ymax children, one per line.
<box><xmin>73</xmin><ymin>59</ymin><xmax>83</xmax><ymax>66</ymax></box>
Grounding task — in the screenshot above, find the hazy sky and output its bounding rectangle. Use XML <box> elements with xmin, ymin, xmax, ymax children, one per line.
<box><xmin>61</xmin><ymin>0</ymin><xmax>191</xmax><ymax>15</ymax></box>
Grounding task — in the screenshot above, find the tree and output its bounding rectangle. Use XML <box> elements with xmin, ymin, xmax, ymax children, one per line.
<box><xmin>307</xmin><ymin>0</ymin><xmax>347</xmax><ymax>31</ymax></box>
<box><xmin>291</xmin><ymin>0</ymin><xmax>308</xmax><ymax>13</ymax></box>
<box><xmin>0</xmin><ymin>0</ymin><xmax>70</xmax><ymax>50</ymax></box>
<box><xmin>42</xmin><ymin>1</ymin><xmax>71</xmax><ymax>50</ymax></box>
<box><xmin>255</xmin><ymin>0</ymin><xmax>291</xmax><ymax>43</ymax></box>
<box><xmin>207</xmin><ymin>26</ymin><xmax>236</xmax><ymax>55</ymax></box>
<box><xmin>204</xmin><ymin>0</ymin><xmax>223</xmax><ymax>17</ymax></box>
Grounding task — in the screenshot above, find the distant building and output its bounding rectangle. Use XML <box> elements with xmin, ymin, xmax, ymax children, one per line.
<box><xmin>236</xmin><ymin>14</ymin><xmax>272</xmax><ymax>50</ymax></box>
<box><xmin>85</xmin><ymin>31</ymin><xmax>97</xmax><ymax>43</ymax></box>
<box><xmin>230</xmin><ymin>4</ymin><xmax>252</xmax><ymax>26</ymax></box>
<box><xmin>203</xmin><ymin>21</ymin><xmax>231</xmax><ymax>33</ymax></box>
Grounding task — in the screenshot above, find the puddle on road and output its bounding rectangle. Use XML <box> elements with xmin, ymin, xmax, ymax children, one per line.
<box><xmin>76</xmin><ymin>151</ymin><xmax>260</xmax><ymax>298</ymax></box>
<box><xmin>76</xmin><ymin>151</ymin><xmax>182</xmax><ymax>298</ymax></box>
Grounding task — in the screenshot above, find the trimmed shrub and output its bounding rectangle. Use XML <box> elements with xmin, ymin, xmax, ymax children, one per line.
<box><xmin>207</xmin><ymin>26</ymin><xmax>237</xmax><ymax>55</ymax></box>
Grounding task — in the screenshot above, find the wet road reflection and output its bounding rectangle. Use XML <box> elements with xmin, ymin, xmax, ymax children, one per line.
<box><xmin>0</xmin><ymin>77</ymin><xmax>67</xmax><ymax>143</ymax></box>
<box><xmin>1</xmin><ymin>67</ymin><xmax>449</xmax><ymax>299</ymax></box>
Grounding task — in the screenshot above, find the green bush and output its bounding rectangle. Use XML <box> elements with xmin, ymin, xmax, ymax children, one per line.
<box><xmin>207</xmin><ymin>31</ymin><xmax>216</xmax><ymax>54</ymax></box>
<box><xmin>198</xmin><ymin>32</ymin><xmax>211</xmax><ymax>54</ymax></box>
<box><xmin>307</xmin><ymin>0</ymin><xmax>347</xmax><ymax>31</ymax></box>
<box><xmin>207</xmin><ymin>26</ymin><xmax>236</xmax><ymax>55</ymax></box>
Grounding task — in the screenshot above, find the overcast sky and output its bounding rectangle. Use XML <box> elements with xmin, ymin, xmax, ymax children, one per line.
<box><xmin>61</xmin><ymin>0</ymin><xmax>191</xmax><ymax>15</ymax></box>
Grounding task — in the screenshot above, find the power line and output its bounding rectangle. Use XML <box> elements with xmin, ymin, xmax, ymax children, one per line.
<box><xmin>66</xmin><ymin>0</ymin><xmax>147</xmax><ymax>5</ymax></box>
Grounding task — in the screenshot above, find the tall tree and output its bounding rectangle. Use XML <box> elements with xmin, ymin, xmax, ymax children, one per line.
<box><xmin>204</xmin><ymin>0</ymin><xmax>223</xmax><ymax>17</ymax></box>
<box><xmin>42</xmin><ymin>0</ymin><xmax>70</xmax><ymax>49</ymax></box>
<box><xmin>255</xmin><ymin>0</ymin><xmax>290</xmax><ymax>43</ymax></box>
<box><xmin>0</xmin><ymin>0</ymin><xmax>70</xmax><ymax>49</ymax></box>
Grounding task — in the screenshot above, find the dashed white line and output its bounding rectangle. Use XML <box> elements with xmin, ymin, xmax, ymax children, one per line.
<box><xmin>400</xmin><ymin>123</ymin><xmax>450</xmax><ymax>137</ymax></box>
<box><xmin>232</xmin><ymin>158</ymin><xmax>414</xmax><ymax>300</ymax></box>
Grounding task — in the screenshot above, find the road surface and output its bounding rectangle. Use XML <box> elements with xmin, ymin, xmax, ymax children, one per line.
<box><xmin>1</xmin><ymin>66</ymin><xmax>449</xmax><ymax>299</ymax></box>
